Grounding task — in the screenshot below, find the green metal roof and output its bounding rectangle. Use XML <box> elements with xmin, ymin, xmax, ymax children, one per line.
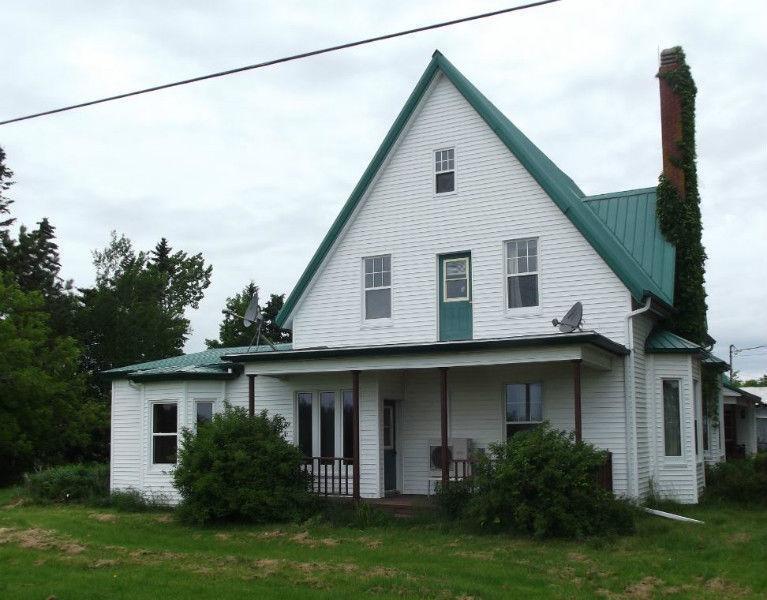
<box><xmin>645</xmin><ymin>329</ymin><xmax>728</xmax><ymax>372</ymax></box>
<box><xmin>645</xmin><ymin>329</ymin><xmax>701</xmax><ymax>353</ymax></box>
<box><xmin>103</xmin><ymin>344</ymin><xmax>292</xmax><ymax>380</ymax></box>
<box><xmin>275</xmin><ymin>51</ymin><xmax>674</xmax><ymax>327</ymax></box>
<box><xmin>583</xmin><ymin>188</ymin><xmax>675</xmax><ymax>305</ymax></box>
<box><xmin>722</xmin><ymin>375</ymin><xmax>762</xmax><ymax>402</ymax></box>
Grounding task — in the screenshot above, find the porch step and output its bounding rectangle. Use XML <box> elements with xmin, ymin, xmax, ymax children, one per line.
<box><xmin>368</xmin><ymin>495</ymin><xmax>435</xmax><ymax>519</ymax></box>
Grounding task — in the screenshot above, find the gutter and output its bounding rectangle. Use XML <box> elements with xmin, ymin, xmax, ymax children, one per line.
<box><xmin>624</xmin><ymin>296</ymin><xmax>652</xmax><ymax>499</ymax></box>
<box><xmin>223</xmin><ymin>332</ymin><xmax>629</xmax><ymax>362</ymax></box>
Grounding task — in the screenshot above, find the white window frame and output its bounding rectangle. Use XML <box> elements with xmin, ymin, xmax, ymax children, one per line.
<box><xmin>433</xmin><ymin>147</ymin><xmax>456</xmax><ymax>195</ymax></box>
<box><xmin>662</xmin><ymin>378</ymin><xmax>684</xmax><ymax>459</ymax></box>
<box><xmin>150</xmin><ymin>401</ymin><xmax>178</xmax><ymax>466</ymax></box>
<box><xmin>295</xmin><ymin>389</ymin><xmax>351</xmax><ymax>459</ymax></box>
<box><xmin>362</xmin><ymin>254</ymin><xmax>392</xmax><ymax>324</ymax></box>
<box><xmin>504</xmin><ymin>237</ymin><xmax>540</xmax><ymax>314</ymax></box>
<box><xmin>443</xmin><ymin>256</ymin><xmax>470</xmax><ymax>302</ymax></box>
<box><xmin>503</xmin><ymin>382</ymin><xmax>543</xmax><ymax>440</ymax></box>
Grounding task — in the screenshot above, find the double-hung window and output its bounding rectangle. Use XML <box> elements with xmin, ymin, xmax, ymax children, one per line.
<box><xmin>663</xmin><ymin>379</ymin><xmax>682</xmax><ymax>457</ymax></box>
<box><xmin>152</xmin><ymin>403</ymin><xmax>178</xmax><ymax>464</ymax></box>
<box><xmin>364</xmin><ymin>255</ymin><xmax>391</xmax><ymax>320</ymax></box>
<box><xmin>505</xmin><ymin>238</ymin><xmax>539</xmax><ymax>309</ymax></box>
<box><xmin>434</xmin><ymin>148</ymin><xmax>455</xmax><ymax>193</ymax></box>
<box><xmin>505</xmin><ymin>383</ymin><xmax>543</xmax><ymax>438</ymax></box>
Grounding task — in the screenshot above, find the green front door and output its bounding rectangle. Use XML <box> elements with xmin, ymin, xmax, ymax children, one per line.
<box><xmin>439</xmin><ymin>253</ymin><xmax>472</xmax><ymax>341</ymax></box>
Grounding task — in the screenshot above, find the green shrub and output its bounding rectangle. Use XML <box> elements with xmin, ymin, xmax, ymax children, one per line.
<box><xmin>173</xmin><ymin>406</ymin><xmax>317</xmax><ymax>524</ymax></box>
<box><xmin>316</xmin><ymin>500</ymin><xmax>391</xmax><ymax>528</ymax></box>
<box><xmin>465</xmin><ymin>425</ymin><xmax>635</xmax><ymax>538</ymax></box>
<box><xmin>24</xmin><ymin>463</ymin><xmax>109</xmax><ymax>504</ymax></box>
<box><xmin>704</xmin><ymin>455</ymin><xmax>767</xmax><ymax>504</ymax></box>
<box><xmin>435</xmin><ymin>478</ymin><xmax>475</xmax><ymax>520</ymax></box>
<box><xmin>109</xmin><ymin>489</ymin><xmax>169</xmax><ymax>512</ymax></box>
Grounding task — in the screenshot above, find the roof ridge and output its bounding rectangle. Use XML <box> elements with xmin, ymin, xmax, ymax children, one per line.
<box><xmin>583</xmin><ymin>187</ymin><xmax>658</xmax><ymax>201</ymax></box>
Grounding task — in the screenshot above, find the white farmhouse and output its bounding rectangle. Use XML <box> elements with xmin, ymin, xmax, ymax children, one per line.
<box><xmin>106</xmin><ymin>48</ymin><xmax>735</xmax><ymax>505</ymax></box>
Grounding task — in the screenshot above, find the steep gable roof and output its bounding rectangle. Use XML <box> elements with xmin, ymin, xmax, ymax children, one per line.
<box><xmin>276</xmin><ymin>51</ymin><xmax>674</xmax><ymax>327</ymax></box>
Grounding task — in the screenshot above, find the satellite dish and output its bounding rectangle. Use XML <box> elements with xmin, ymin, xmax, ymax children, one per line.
<box><xmin>552</xmin><ymin>302</ymin><xmax>583</xmax><ymax>333</ymax></box>
<box><xmin>243</xmin><ymin>291</ymin><xmax>260</xmax><ymax>327</ymax></box>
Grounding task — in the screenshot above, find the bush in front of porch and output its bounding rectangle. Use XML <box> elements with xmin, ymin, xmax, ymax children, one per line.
<box><xmin>703</xmin><ymin>453</ymin><xmax>767</xmax><ymax>505</ymax></box>
<box><xmin>438</xmin><ymin>424</ymin><xmax>635</xmax><ymax>538</ymax></box>
<box><xmin>173</xmin><ymin>406</ymin><xmax>318</xmax><ymax>524</ymax></box>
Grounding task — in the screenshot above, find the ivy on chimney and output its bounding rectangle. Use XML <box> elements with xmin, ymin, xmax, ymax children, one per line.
<box><xmin>656</xmin><ymin>47</ymin><xmax>708</xmax><ymax>346</ymax></box>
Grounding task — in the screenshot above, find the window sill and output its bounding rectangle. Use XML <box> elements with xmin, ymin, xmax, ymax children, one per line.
<box><xmin>148</xmin><ymin>464</ymin><xmax>176</xmax><ymax>476</ymax></box>
<box><xmin>360</xmin><ymin>319</ymin><xmax>393</xmax><ymax>330</ymax></box>
<box><xmin>433</xmin><ymin>190</ymin><xmax>458</xmax><ymax>199</ymax></box>
<box><xmin>503</xmin><ymin>307</ymin><xmax>542</xmax><ymax>319</ymax></box>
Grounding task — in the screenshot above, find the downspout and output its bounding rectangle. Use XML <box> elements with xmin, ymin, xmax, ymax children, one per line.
<box><xmin>624</xmin><ymin>296</ymin><xmax>652</xmax><ymax>499</ymax></box>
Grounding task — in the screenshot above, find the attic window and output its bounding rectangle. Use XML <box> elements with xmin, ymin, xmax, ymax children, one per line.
<box><xmin>363</xmin><ymin>255</ymin><xmax>391</xmax><ymax>319</ymax></box>
<box><xmin>434</xmin><ymin>148</ymin><xmax>455</xmax><ymax>193</ymax></box>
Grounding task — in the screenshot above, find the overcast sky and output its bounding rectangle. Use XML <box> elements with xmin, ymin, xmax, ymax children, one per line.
<box><xmin>1</xmin><ymin>0</ymin><xmax>765</xmax><ymax>377</ymax></box>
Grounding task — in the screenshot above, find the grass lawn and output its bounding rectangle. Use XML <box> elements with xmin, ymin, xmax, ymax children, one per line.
<box><xmin>1</xmin><ymin>488</ymin><xmax>766</xmax><ymax>599</ymax></box>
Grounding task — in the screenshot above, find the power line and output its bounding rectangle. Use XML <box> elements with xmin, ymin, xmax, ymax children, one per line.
<box><xmin>0</xmin><ymin>0</ymin><xmax>562</xmax><ymax>126</ymax></box>
<box><xmin>734</xmin><ymin>344</ymin><xmax>767</xmax><ymax>354</ymax></box>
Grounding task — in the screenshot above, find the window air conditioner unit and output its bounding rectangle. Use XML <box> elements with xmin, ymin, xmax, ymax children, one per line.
<box><xmin>428</xmin><ymin>438</ymin><xmax>472</xmax><ymax>478</ymax></box>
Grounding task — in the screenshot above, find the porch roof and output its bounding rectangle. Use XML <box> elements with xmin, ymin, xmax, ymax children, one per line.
<box><xmin>224</xmin><ymin>332</ymin><xmax>627</xmax><ymax>363</ymax></box>
<box><xmin>223</xmin><ymin>332</ymin><xmax>626</xmax><ymax>375</ymax></box>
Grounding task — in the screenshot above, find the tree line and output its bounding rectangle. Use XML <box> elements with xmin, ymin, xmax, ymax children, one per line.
<box><xmin>0</xmin><ymin>146</ymin><xmax>290</xmax><ymax>484</ymax></box>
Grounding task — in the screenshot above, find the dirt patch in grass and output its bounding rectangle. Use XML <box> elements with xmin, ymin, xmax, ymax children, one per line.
<box><xmin>89</xmin><ymin>513</ymin><xmax>118</xmax><ymax>523</ymax></box>
<box><xmin>0</xmin><ymin>527</ymin><xmax>86</xmax><ymax>555</ymax></box>
<box><xmin>704</xmin><ymin>577</ymin><xmax>751</xmax><ymax>597</ymax></box>
<box><xmin>726</xmin><ymin>532</ymin><xmax>752</xmax><ymax>544</ymax></box>
<box><xmin>290</xmin><ymin>531</ymin><xmax>339</xmax><ymax>547</ymax></box>
<box><xmin>358</xmin><ymin>536</ymin><xmax>382</xmax><ymax>549</ymax></box>
<box><xmin>152</xmin><ymin>514</ymin><xmax>173</xmax><ymax>524</ymax></box>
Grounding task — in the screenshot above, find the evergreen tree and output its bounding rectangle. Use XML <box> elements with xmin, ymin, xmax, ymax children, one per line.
<box><xmin>206</xmin><ymin>282</ymin><xmax>291</xmax><ymax>348</ymax></box>
<box><xmin>0</xmin><ymin>146</ymin><xmax>14</xmax><ymax>230</ymax></box>
<box><xmin>78</xmin><ymin>233</ymin><xmax>213</xmax><ymax>393</ymax></box>
<box><xmin>0</xmin><ymin>218</ymin><xmax>78</xmax><ymax>337</ymax></box>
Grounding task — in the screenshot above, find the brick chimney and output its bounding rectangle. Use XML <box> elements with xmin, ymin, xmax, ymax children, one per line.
<box><xmin>658</xmin><ymin>47</ymin><xmax>686</xmax><ymax>197</ymax></box>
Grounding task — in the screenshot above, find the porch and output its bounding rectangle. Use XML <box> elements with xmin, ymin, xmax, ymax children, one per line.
<box><xmin>230</xmin><ymin>333</ymin><xmax>629</xmax><ymax>500</ymax></box>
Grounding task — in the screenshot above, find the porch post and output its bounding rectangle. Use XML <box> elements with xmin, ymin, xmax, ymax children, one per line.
<box><xmin>572</xmin><ymin>359</ymin><xmax>582</xmax><ymax>443</ymax></box>
<box><xmin>247</xmin><ymin>374</ymin><xmax>256</xmax><ymax>417</ymax></box>
<box><xmin>352</xmin><ymin>370</ymin><xmax>361</xmax><ymax>501</ymax></box>
<box><xmin>440</xmin><ymin>367</ymin><xmax>449</xmax><ymax>488</ymax></box>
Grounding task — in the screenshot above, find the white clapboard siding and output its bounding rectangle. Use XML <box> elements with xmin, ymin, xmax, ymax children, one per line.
<box><xmin>691</xmin><ymin>357</ymin><xmax>706</xmax><ymax>496</ymax></box>
<box><xmin>395</xmin><ymin>362</ymin><xmax>628</xmax><ymax>496</ymax></box>
<box><xmin>633</xmin><ymin>313</ymin><xmax>655</xmax><ymax>497</ymax></box>
<box><xmin>705</xmin><ymin>379</ymin><xmax>726</xmax><ymax>465</ymax></box>
<box><xmin>291</xmin><ymin>73</ymin><xmax>632</xmax><ymax>350</ymax></box>
<box><xmin>649</xmin><ymin>354</ymin><xmax>699</xmax><ymax>503</ymax></box>
<box><xmin>110</xmin><ymin>380</ymin><xmax>142</xmax><ymax>492</ymax></box>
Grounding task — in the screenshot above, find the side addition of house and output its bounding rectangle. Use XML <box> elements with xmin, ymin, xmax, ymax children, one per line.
<box><xmin>106</xmin><ymin>48</ymin><xmax>736</xmax><ymax>505</ymax></box>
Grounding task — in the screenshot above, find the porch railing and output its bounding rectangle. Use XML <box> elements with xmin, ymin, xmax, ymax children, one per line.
<box><xmin>301</xmin><ymin>457</ymin><xmax>354</xmax><ymax>497</ymax></box>
<box><xmin>444</xmin><ymin>451</ymin><xmax>614</xmax><ymax>492</ymax></box>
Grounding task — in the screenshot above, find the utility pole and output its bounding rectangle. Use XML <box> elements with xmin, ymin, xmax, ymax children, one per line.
<box><xmin>729</xmin><ymin>344</ymin><xmax>735</xmax><ymax>382</ymax></box>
